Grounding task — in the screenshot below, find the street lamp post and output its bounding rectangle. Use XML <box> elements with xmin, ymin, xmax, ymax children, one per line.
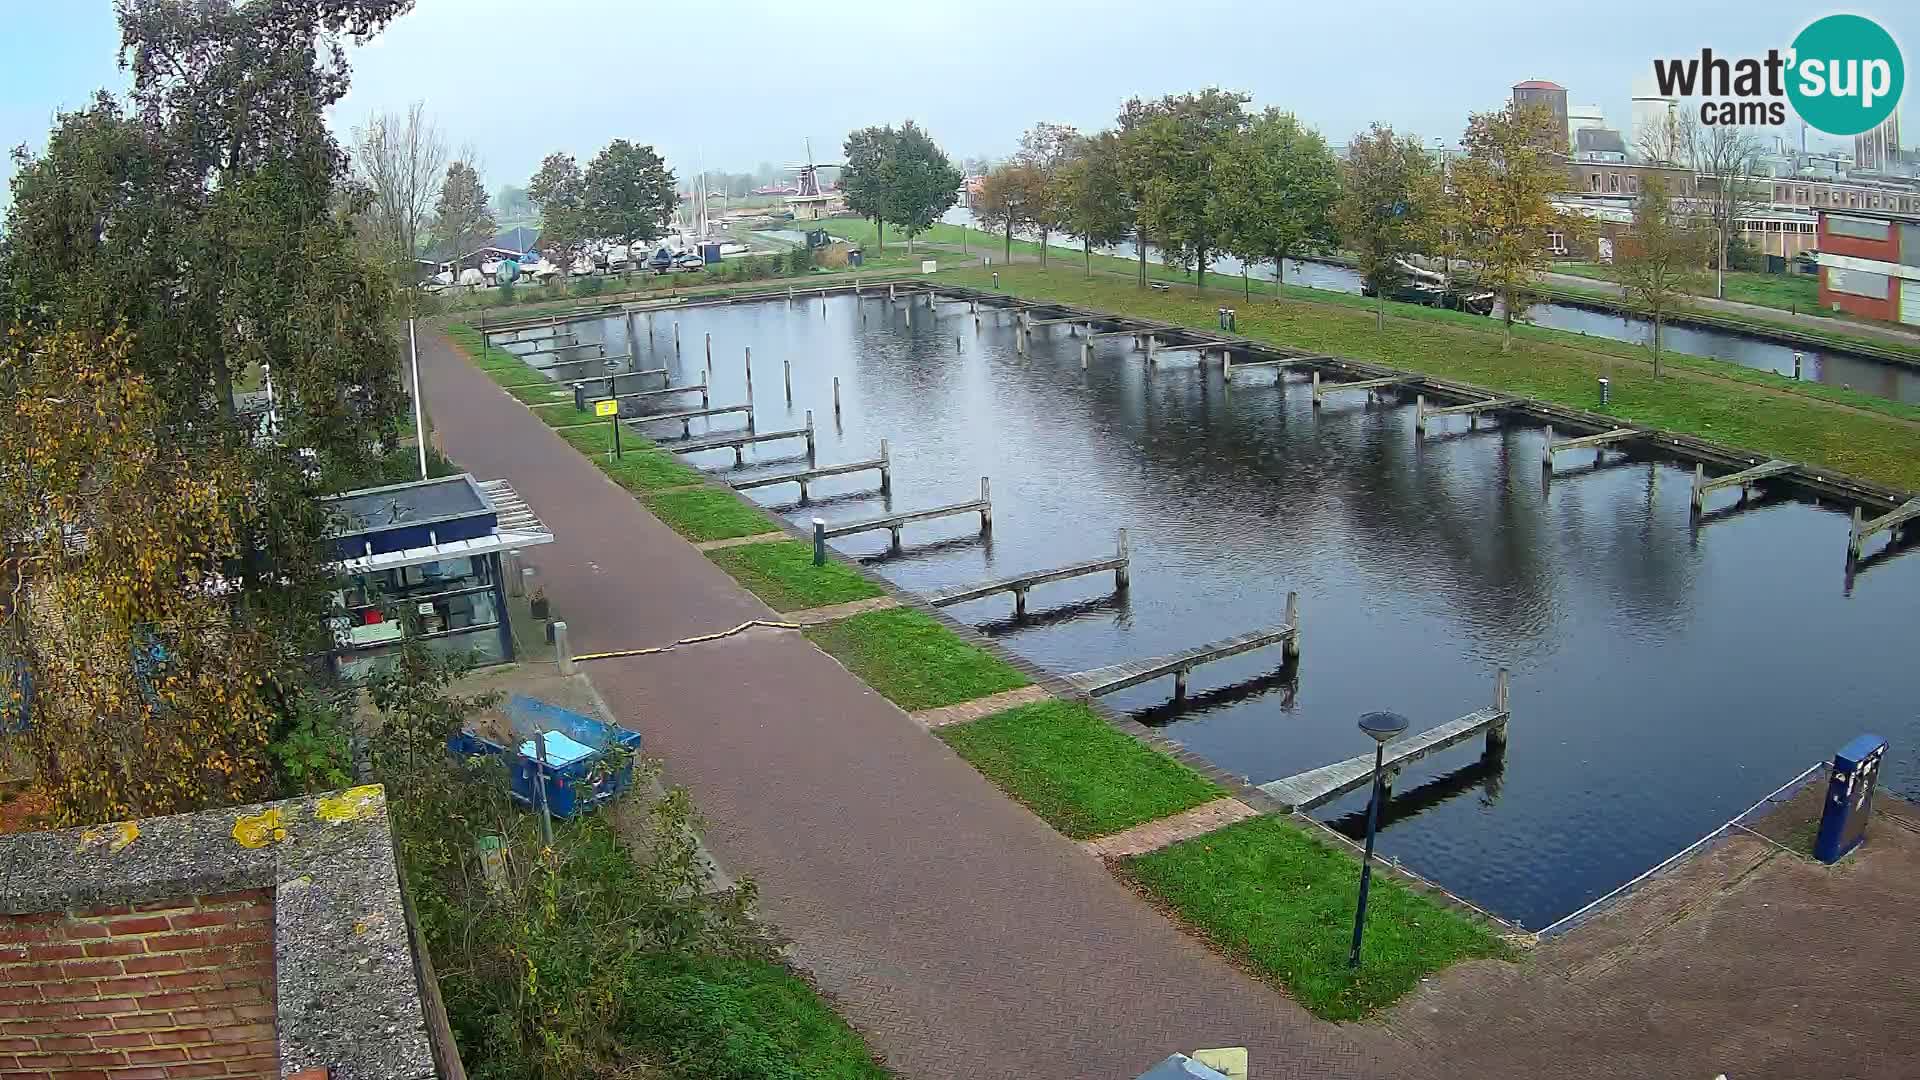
<box><xmin>1349</xmin><ymin>710</ymin><xmax>1410</xmax><ymax>969</ymax></box>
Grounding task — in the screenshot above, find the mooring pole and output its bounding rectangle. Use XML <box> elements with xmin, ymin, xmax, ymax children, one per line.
<box><xmin>812</xmin><ymin>518</ymin><xmax>827</xmax><ymax>566</ymax></box>
<box><xmin>879</xmin><ymin>438</ymin><xmax>891</xmax><ymax>495</ymax></box>
<box><xmin>744</xmin><ymin>346</ymin><xmax>754</xmax><ymax>406</ymax></box>
<box><xmin>833</xmin><ymin>376</ymin><xmax>842</xmax><ymax>416</ymax></box>
<box><xmin>1115</xmin><ymin>528</ymin><xmax>1130</xmax><ymax>592</ymax></box>
<box><xmin>784</xmin><ymin>360</ymin><xmax>792</xmax><ymax>402</ymax></box>
<box><xmin>979</xmin><ymin>476</ymin><xmax>992</xmax><ymax>533</ymax></box>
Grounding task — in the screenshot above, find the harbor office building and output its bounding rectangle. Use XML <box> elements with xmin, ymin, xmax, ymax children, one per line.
<box><xmin>321</xmin><ymin>474</ymin><xmax>552</xmax><ymax>678</ymax></box>
<box><xmin>1814</xmin><ymin>208</ymin><xmax>1920</xmax><ymax>327</ymax></box>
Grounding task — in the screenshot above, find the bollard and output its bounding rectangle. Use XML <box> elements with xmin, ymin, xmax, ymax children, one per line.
<box><xmin>879</xmin><ymin>438</ymin><xmax>892</xmax><ymax>495</ymax></box>
<box><xmin>1793</xmin><ymin>351</ymin><xmax>1803</xmax><ymax>380</ymax></box>
<box><xmin>833</xmin><ymin>376</ymin><xmax>842</xmax><ymax>415</ymax></box>
<box><xmin>784</xmin><ymin>360</ymin><xmax>792</xmax><ymax>402</ymax></box>
<box><xmin>554</xmin><ymin>621</ymin><xmax>575</xmax><ymax>675</ymax></box>
<box><xmin>1598</xmin><ymin>377</ymin><xmax>1611</xmax><ymax>407</ymax></box>
<box><xmin>992</xmin><ymin>271</ymin><xmax>1000</xmax><ymax>289</ymax></box>
<box><xmin>812</xmin><ymin>518</ymin><xmax>827</xmax><ymax>566</ymax></box>
<box><xmin>979</xmin><ymin>476</ymin><xmax>993</xmax><ymax>532</ymax></box>
<box><xmin>1283</xmin><ymin>590</ymin><xmax>1300</xmax><ymax>661</ymax></box>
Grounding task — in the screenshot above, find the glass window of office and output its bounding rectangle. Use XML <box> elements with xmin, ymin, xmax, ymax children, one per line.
<box><xmin>328</xmin><ymin>554</ymin><xmax>506</xmax><ymax>678</ymax></box>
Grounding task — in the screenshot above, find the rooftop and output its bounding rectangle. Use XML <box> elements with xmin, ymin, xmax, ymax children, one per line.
<box><xmin>1514</xmin><ymin>79</ymin><xmax>1566</xmax><ymax>91</ymax></box>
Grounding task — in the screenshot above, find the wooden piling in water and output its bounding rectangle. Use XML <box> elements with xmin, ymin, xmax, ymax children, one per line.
<box><xmin>784</xmin><ymin>360</ymin><xmax>792</xmax><ymax>402</ymax></box>
<box><xmin>1283</xmin><ymin>591</ymin><xmax>1300</xmax><ymax>660</ymax></box>
<box><xmin>833</xmin><ymin>377</ymin><xmax>841</xmax><ymax>416</ymax></box>
<box><xmin>745</xmin><ymin>346</ymin><xmax>753</xmax><ymax>406</ymax></box>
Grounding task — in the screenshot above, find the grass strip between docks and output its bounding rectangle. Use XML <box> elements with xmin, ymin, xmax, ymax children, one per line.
<box><xmin>1120</xmin><ymin>815</ymin><xmax>1511</xmax><ymax>1022</ymax></box>
<box><xmin>644</xmin><ymin>488</ymin><xmax>781</xmax><ymax>542</ymax></box>
<box><xmin>936</xmin><ymin>700</ymin><xmax>1222</xmax><ymax>839</ymax></box>
<box><xmin>705</xmin><ymin>541</ymin><xmax>883</xmax><ymax>612</ymax></box>
<box><xmin>941</xmin><ymin>265</ymin><xmax>1920</xmax><ymax>490</ymax></box>
<box><xmin>803</xmin><ymin>607</ymin><xmax>1029</xmax><ymax>712</ymax></box>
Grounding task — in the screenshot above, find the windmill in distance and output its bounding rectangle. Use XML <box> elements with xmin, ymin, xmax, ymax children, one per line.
<box><xmin>785</xmin><ymin>138</ymin><xmax>843</xmax><ymax>220</ymax></box>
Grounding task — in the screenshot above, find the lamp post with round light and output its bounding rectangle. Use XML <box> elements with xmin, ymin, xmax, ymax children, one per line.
<box><xmin>1349</xmin><ymin>710</ymin><xmax>1409</xmax><ymax>969</ymax></box>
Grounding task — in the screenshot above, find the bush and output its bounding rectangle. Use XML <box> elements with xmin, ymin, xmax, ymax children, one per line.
<box><xmin>785</xmin><ymin>245</ymin><xmax>813</xmax><ymax>276</ymax></box>
<box><xmin>495</xmin><ymin>280</ymin><xmax>516</xmax><ymax>306</ymax></box>
<box><xmin>571</xmin><ymin>276</ymin><xmax>607</xmax><ymax>298</ymax></box>
<box><xmin>369</xmin><ymin>643</ymin><xmax>883</xmax><ymax>1079</ymax></box>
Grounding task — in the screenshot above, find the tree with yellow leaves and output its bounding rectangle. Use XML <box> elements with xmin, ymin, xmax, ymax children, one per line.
<box><xmin>0</xmin><ymin>329</ymin><xmax>297</xmax><ymax>824</ymax></box>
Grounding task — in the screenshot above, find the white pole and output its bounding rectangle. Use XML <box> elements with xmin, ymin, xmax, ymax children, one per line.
<box><xmin>409</xmin><ymin>318</ymin><xmax>428</xmax><ymax>480</ymax></box>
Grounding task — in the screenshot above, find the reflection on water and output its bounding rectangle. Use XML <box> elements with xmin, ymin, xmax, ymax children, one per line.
<box><xmin>538</xmin><ymin>297</ymin><xmax>1920</xmax><ymax>930</ymax></box>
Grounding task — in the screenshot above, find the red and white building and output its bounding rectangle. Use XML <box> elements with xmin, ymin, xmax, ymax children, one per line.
<box><xmin>1814</xmin><ymin>208</ymin><xmax>1920</xmax><ymax>326</ymax></box>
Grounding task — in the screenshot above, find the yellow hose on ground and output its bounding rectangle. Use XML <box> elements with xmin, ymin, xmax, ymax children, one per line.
<box><xmin>572</xmin><ymin>619</ymin><xmax>802</xmax><ymax>663</ymax></box>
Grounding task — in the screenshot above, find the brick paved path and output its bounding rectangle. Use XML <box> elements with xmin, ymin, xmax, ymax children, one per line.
<box><xmin>418</xmin><ymin>328</ymin><xmax>1417</xmax><ymax>1079</ymax></box>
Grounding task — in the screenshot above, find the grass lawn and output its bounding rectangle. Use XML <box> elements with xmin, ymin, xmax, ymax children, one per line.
<box><xmin>1122</xmin><ymin>816</ymin><xmax>1509</xmax><ymax>1021</ymax></box>
<box><xmin>804</xmin><ymin>607</ymin><xmax>1029</xmax><ymax>712</ymax></box>
<box><xmin>936</xmin><ymin>700</ymin><xmax>1222</xmax><ymax>839</ymax></box>
<box><xmin>508</xmin><ymin>383</ymin><xmax>571</xmax><ymax>405</ymax></box>
<box><xmin>941</xmin><ymin>264</ymin><xmax>1920</xmax><ymax>490</ymax></box>
<box><xmin>621</xmin><ymin>955</ymin><xmax>891</xmax><ymax>1079</ymax></box>
<box><xmin>644</xmin><ymin>488</ymin><xmax>780</xmax><ymax>541</ymax></box>
<box><xmin>599</xmin><ymin>450</ymin><xmax>704</xmax><ymax>494</ymax></box>
<box><xmin>705</xmin><ymin>541</ymin><xmax>882</xmax><ymax>612</ymax></box>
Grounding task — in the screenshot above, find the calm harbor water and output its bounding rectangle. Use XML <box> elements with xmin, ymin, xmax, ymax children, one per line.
<box><xmin>520</xmin><ymin>296</ymin><xmax>1920</xmax><ymax>930</ymax></box>
<box><xmin>933</xmin><ymin>208</ymin><xmax>1920</xmax><ymax>404</ymax></box>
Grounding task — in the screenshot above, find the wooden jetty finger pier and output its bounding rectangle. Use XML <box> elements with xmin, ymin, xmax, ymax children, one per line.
<box><xmin>667</xmin><ymin>410</ymin><xmax>815</xmax><ymax>467</ymax></box>
<box><xmin>927</xmin><ymin>529</ymin><xmax>1130</xmax><ymax>618</ymax></box>
<box><xmin>1064</xmin><ymin>593</ymin><xmax>1299</xmax><ymax>701</ymax></box>
<box><xmin>730</xmin><ymin>442</ymin><xmax>892</xmax><ymax>502</ymax></box>
<box><xmin>813</xmin><ymin>477</ymin><xmax>992</xmax><ymax>557</ymax></box>
<box><xmin>1259</xmin><ymin>670</ymin><xmax>1511</xmax><ymax>812</ymax></box>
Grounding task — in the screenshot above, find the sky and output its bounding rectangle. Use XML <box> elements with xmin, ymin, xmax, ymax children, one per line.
<box><xmin>2</xmin><ymin>1</ymin><xmax>1915</xmax><ymax>201</ymax></box>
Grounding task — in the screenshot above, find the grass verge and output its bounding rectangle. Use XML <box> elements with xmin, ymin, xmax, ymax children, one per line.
<box><xmin>804</xmin><ymin>607</ymin><xmax>1029</xmax><ymax>712</ymax></box>
<box><xmin>937</xmin><ymin>700</ymin><xmax>1222</xmax><ymax>838</ymax></box>
<box><xmin>942</xmin><ymin>264</ymin><xmax>1920</xmax><ymax>489</ymax></box>
<box><xmin>645</xmin><ymin>488</ymin><xmax>780</xmax><ymax>542</ymax></box>
<box><xmin>600</xmin><ymin>451</ymin><xmax>705</xmax><ymax>494</ymax></box>
<box><xmin>1121</xmin><ymin>816</ymin><xmax>1509</xmax><ymax>1021</ymax></box>
<box><xmin>706</xmin><ymin>541</ymin><xmax>883</xmax><ymax>612</ymax></box>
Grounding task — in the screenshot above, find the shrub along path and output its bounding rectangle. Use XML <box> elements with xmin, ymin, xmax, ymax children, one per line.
<box><xmin>417</xmin><ymin>325</ymin><xmax>1420</xmax><ymax>1080</ymax></box>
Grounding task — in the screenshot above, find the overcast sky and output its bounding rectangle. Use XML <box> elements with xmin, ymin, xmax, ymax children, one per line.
<box><xmin>4</xmin><ymin>1</ymin><xmax>1913</xmax><ymax>200</ymax></box>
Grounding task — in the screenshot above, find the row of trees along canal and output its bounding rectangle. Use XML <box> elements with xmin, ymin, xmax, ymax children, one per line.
<box><xmin>963</xmin><ymin>89</ymin><xmax>1759</xmax><ymax>377</ymax></box>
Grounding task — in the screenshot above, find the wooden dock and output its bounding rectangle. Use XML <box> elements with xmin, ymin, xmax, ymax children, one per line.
<box><xmin>552</xmin><ymin>367</ymin><xmax>668</xmax><ymax>388</ymax></box>
<box><xmin>1065</xmin><ymin>597</ymin><xmax>1298</xmax><ymax>700</ymax></box>
<box><xmin>1849</xmin><ymin>496</ymin><xmax>1920</xmax><ymax>561</ymax></box>
<box><xmin>493</xmin><ymin>330</ymin><xmax>576</xmax><ymax>347</ymax></box>
<box><xmin>1543</xmin><ymin>425</ymin><xmax>1639</xmax><ymax>466</ymax></box>
<box><xmin>628</xmin><ymin>404</ymin><xmax>753</xmax><ymax>437</ymax></box>
<box><xmin>817</xmin><ymin>477</ymin><xmax>992</xmax><ymax>548</ymax></box>
<box><xmin>1415</xmin><ymin>394</ymin><xmax>1521</xmax><ymax>434</ymax></box>
<box><xmin>668</xmin><ymin>411</ymin><xmax>814</xmax><ymax>466</ymax></box>
<box><xmin>519</xmin><ymin>340</ymin><xmax>604</xmax><ymax>358</ymax></box>
<box><xmin>1691</xmin><ymin>459</ymin><xmax>1795</xmax><ymax>514</ymax></box>
<box><xmin>1259</xmin><ymin>670</ymin><xmax>1511</xmax><ymax>812</ymax></box>
<box><xmin>730</xmin><ymin>442</ymin><xmax>891</xmax><ymax>501</ymax></box>
<box><xmin>927</xmin><ymin>530</ymin><xmax>1130</xmax><ymax>618</ymax></box>
<box><xmin>1311</xmin><ymin>371</ymin><xmax>1403</xmax><ymax>407</ymax></box>
<box><xmin>588</xmin><ymin>382</ymin><xmax>709</xmax><ymax>408</ymax></box>
<box><xmin>1223</xmin><ymin>354</ymin><xmax>1324</xmax><ymax>379</ymax></box>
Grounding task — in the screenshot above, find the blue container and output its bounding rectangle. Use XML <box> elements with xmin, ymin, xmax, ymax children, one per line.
<box><xmin>1813</xmin><ymin>734</ymin><xmax>1887</xmax><ymax>864</ymax></box>
<box><xmin>447</xmin><ymin>694</ymin><xmax>643</xmax><ymax>818</ymax></box>
<box><xmin>700</xmin><ymin>243</ymin><xmax>722</xmax><ymax>265</ymax></box>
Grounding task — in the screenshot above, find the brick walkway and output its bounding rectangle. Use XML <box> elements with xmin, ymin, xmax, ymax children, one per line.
<box><xmin>418</xmin><ymin>327</ymin><xmax>1416</xmax><ymax>1080</ymax></box>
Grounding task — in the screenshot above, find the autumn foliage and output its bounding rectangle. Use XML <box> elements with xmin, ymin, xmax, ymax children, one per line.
<box><xmin>1</xmin><ymin>329</ymin><xmax>280</xmax><ymax>823</ymax></box>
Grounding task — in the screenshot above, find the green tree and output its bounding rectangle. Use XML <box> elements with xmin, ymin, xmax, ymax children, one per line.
<box><xmin>0</xmin><ymin>0</ymin><xmax>414</xmax><ymax>821</ymax></box>
<box><xmin>1056</xmin><ymin>131</ymin><xmax>1133</xmax><ymax>277</ymax></box>
<box><xmin>1118</xmin><ymin>88</ymin><xmax>1249</xmax><ymax>291</ymax></box>
<box><xmin>880</xmin><ymin>121</ymin><xmax>961</xmax><ymax>253</ymax></box>
<box><xmin>840</xmin><ymin>125</ymin><xmax>898</xmax><ymax>249</ymax></box>
<box><xmin>1013</xmin><ymin>122</ymin><xmax>1077</xmax><ymax>266</ymax></box>
<box><xmin>1334</xmin><ymin>123</ymin><xmax>1439</xmax><ymax>329</ymax></box>
<box><xmin>1450</xmin><ymin>102</ymin><xmax>1585</xmax><ymax>352</ymax></box>
<box><xmin>435</xmin><ymin>159</ymin><xmax>497</xmax><ymax>259</ymax></box>
<box><xmin>351</xmin><ymin>102</ymin><xmax>446</xmax><ymax>286</ymax></box>
<box><xmin>1213</xmin><ymin>109</ymin><xmax>1341</xmax><ymax>298</ymax></box>
<box><xmin>972</xmin><ymin>162</ymin><xmax>1041</xmax><ymax>265</ymax></box>
<box><xmin>1612</xmin><ymin>174</ymin><xmax>1709</xmax><ymax>378</ymax></box>
<box><xmin>528</xmin><ymin>151</ymin><xmax>587</xmax><ymax>271</ymax></box>
<box><xmin>584</xmin><ymin>139</ymin><xmax>677</xmax><ymax>247</ymax></box>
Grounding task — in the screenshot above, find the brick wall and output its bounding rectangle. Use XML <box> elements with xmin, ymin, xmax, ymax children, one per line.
<box><xmin>0</xmin><ymin>891</ymin><xmax>276</xmax><ymax>1080</ymax></box>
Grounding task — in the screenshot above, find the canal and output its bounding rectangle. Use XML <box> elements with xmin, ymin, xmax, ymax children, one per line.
<box><xmin>528</xmin><ymin>296</ymin><xmax>1920</xmax><ymax>931</ymax></box>
<box><xmin>932</xmin><ymin>209</ymin><xmax>1920</xmax><ymax>405</ymax></box>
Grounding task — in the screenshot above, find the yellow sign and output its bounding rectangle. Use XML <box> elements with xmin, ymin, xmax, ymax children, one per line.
<box><xmin>594</xmin><ymin>400</ymin><xmax>618</xmax><ymax>417</ymax></box>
